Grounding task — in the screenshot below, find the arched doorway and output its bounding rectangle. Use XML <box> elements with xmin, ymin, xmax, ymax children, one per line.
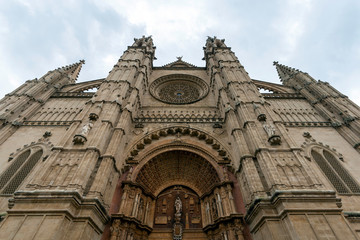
<box><xmin>108</xmin><ymin>150</ymin><xmax>248</xmax><ymax>240</ymax></box>
<box><xmin>151</xmin><ymin>185</ymin><xmax>203</xmax><ymax>239</ymax></box>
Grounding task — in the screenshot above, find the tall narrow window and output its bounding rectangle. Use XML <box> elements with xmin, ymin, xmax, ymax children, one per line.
<box><xmin>311</xmin><ymin>149</ymin><xmax>360</xmax><ymax>194</ymax></box>
<box><xmin>323</xmin><ymin>150</ymin><xmax>360</xmax><ymax>193</ymax></box>
<box><xmin>0</xmin><ymin>148</ymin><xmax>43</xmax><ymax>194</ymax></box>
<box><xmin>0</xmin><ymin>150</ymin><xmax>30</xmax><ymax>190</ymax></box>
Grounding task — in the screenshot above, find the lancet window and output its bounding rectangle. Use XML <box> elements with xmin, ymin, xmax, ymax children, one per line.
<box><xmin>311</xmin><ymin>149</ymin><xmax>360</xmax><ymax>194</ymax></box>
<box><xmin>0</xmin><ymin>147</ymin><xmax>43</xmax><ymax>195</ymax></box>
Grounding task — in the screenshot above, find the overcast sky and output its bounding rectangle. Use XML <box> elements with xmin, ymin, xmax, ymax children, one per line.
<box><xmin>0</xmin><ymin>0</ymin><xmax>359</xmax><ymax>104</ymax></box>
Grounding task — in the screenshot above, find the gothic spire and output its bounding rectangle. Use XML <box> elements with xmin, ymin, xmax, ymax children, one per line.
<box><xmin>273</xmin><ymin>61</ymin><xmax>300</xmax><ymax>82</ymax></box>
<box><xmin>59</xmin><ymin>59</ymin><xmax>85</xmax><ymax>82</ymax></box>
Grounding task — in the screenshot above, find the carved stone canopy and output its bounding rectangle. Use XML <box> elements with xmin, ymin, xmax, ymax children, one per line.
<box><xmin>135</xmin><ymin>150</ymin><xmax>220</xmax><ymax>196</ymax></box>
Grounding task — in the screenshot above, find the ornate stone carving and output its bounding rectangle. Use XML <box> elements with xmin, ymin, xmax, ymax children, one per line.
<box><xmin>73</xmin><ymin>120</ymin><xmax>94</xmax><ymax>145</ymax></box>
<box><xmin>172</xmin><ymin>195</ymin><xmax>186</xmax><ymax>240</ymax></box>
<box><xmin>263</xmin><ymin>123</ymin><xmax>276</xmax><ymax>136</ymax></box>
<box><xmin>205</xmin><ymin>36</ymin><xmax>227</xmax><ymax>52</ymax></box>
<box><xmin>175</xmin><ymin>196</ymin><xmax>182</xmax><ymax>218</ymax></box>
<box><xmin>149</xmin><ymin>74</ymin><xmax>209</xmax><ymax>105</ymax></box>
<box><xmin>132</xmin><ymin>35</ymin><xmax>155</xmax><ymax>53</ymax></box>
<box><xmin>22</xmin><ymin>121</ymin><xmax>73</xmax><ymax>126</ymax></box>
<box><xmin>135</xmin><ymin>109</ymin><xmax>223</xmax><ymax>123</ymax></box>
<box><xmin>135</xmin><ymin>150</ymin><xmax>220</xmax><ymax>196</ymax></box>
<box><xmin>263</xmin><ymin>123</ymin><xmax>281</xmax><ymax>145</ymax></box>
<box><xmin>173</xmin><ymin>196</ymin><xmax>183</xmax><ymax>240</ymax></box>
<box><xmin>110</xmin><ymin>219</ymin><xmax>121</xmax><ymax>240</ymax></box>
<box><xmin>126</xmin><ymin>126</ymin><xmax>231</xmax><ymax>163</ymax></box>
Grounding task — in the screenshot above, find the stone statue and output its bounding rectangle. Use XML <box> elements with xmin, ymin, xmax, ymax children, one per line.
<box><xmin>173</xmin><ymin>196</ymin><xmax>183</xmax><ymax>240</ymax></box>
<box><xmin>175</xmin><ymin>196</ymin><xmax>182</xmax><ymax>214</ymax></box>
<box><xmin>263</xmin><ymin>123</ymin><xmax>282</xmax><ymax>145</ymax></box>
<box><xmin>73</xmin><ymin>121</ymin><xmax>94</xmax><ymax>144</ymax></box>
<box><xmin>263</xmin><ymin>123</ymin><xmax>276</xmax><ymax>137</ymax></box>
<box><xmin>80</xmin><ymin>122</ymin><xmax>93</xmax><ymax>135</ymax></box>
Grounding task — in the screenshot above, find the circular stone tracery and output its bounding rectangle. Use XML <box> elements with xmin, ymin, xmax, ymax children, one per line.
<box><xmin>149</xmin><ymin>74</ymin><xmax>209</xmax><ymax>104</ymax></box>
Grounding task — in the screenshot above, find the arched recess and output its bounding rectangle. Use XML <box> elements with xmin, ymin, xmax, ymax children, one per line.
<box><xmin>0</xmin><ymin>141</ymin><xmax>51</xmax><ymax>195</ymax></box>
<box><xmin>310</xmin><ymin>147</ymin><xmax>360</xmax><ymax>194</ymax></box>
<box><xmin>301</xmin><ymin>136</ymin><xmax>360</xmax><ymax>194</ymax></box>
<box><xmin>133</xmin><ymin>150</ymin><xmax>221</xmax><ymax>197</ymax></box>
<box><xmin>128</xmin><ymin>142</ymin><xmax>227</xmax><ymax>185</ymax></box>
<box><xmin>107</xmin><ymin>142</ymin><xmax>250</xmax><ymax>240</ymax></box>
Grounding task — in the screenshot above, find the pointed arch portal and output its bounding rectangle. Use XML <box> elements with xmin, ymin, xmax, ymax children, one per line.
<box><xmin>107</xmin><ymin>149</ymin><xmax>249</xmax><ymax>240</ymax></box>
<box><xmin>135</xmin><ymin>150</ymin><xmax>220</xmax><ymax>196</ymax></box>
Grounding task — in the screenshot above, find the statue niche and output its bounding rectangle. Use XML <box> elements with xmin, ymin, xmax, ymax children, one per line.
<box><xmin>154</xmin><ymin>186</ymin><xmax>202</xmax><ymax>230</ymax></box>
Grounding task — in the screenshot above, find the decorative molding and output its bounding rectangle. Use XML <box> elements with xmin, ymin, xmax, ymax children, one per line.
<box><xmin>262</xmin><ymin>93</ymin><xmax>305</xmax><ymax>99</ymax></box>
<box><xmin>125</xmin><ymin>126</ymin><xmax>231</xmax><ymax>164</ymax></box>
<box><xmin>22</xmin><ymin>121</ymin><xmax>73</xmax><ymax>126</ymax></box>
<box><xmin>8</xmin><ymin>136</ymin><xmax>53</xmax><ymax>162</ymax></box>
<box><xmin>301</xmin><ymin>134</ymin><xmax>344</xmax><ymax>162</ymax></box>
<box><xmin>134</xmin><ymin>150</ymin><xmax>221</xmax><ymax>197</ymax></box>
<box><xmin>134</xmin><ymin>110</ymin><xmax>223</xmax><ymax>124</ymax></box>
<box><xmin>51</xmin><ymin>92</ymin><xmax>95</xmax><ymax>98</ymax></box>
<box><xmin>134</xmin><ymin>117</ymin><xmax>224</xmax><ymax>124</ymax></box>
<box><xmin>284</xmin><ymin>122</ymin><xmax>332</xmax><ymax>127</ymax></box>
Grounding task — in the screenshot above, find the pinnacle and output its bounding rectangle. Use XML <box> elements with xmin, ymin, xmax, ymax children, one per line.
<box><xmin>273</xmin><ymin>61</ymin><xmax>300</xmax><ymax>82</ymax></box>
<box><xmin>59</xmin><ymin>59</ymin><xmax>85</xmax><ymax>82</ymax></box>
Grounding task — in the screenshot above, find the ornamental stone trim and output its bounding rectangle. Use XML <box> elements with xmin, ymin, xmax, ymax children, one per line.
<box><xmin>125</xmin><ymin>126</ymin><xmax>230</xmax><ymax>164</ymax></box>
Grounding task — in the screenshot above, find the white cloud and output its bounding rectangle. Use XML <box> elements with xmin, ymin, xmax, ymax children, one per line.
<box><xmin>349</xmin><ymin>89</ymin><xmax>360</xmax><ymax>106</ymax></box>
<box><xmin>102</xmin><ymin>54</ymin><xmax>118</xmax><ymax>68</ymax></box>
<box><xmin>272</xmin><ymin>0</ymin><xmax>313</xmax><ymax>60</ymax></box>
<box><xmin>95</xmin><ymin>0</ymin><xmax>217</xmax><ymax>43</ymax></box>
<box><xmin>0</xmin><ymin>0</ymin><xmax>359</xmax><ymax>107</ymax></box>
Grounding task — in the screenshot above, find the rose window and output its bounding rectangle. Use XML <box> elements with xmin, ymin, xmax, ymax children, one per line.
<box><xmin>149</xmin><ymin>74</ymin><xmax>209</xmax><ymax>104</ymax></box>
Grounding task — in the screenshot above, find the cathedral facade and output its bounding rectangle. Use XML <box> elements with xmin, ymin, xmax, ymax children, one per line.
<box><xmin>0</xmin><ymin>36</ymin><xmax>360</xmax><ymax>240</ymax></box>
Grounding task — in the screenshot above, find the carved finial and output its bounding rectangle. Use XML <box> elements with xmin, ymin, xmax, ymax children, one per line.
<box><xmin>205</xmin><ymin>36</ymin><xmax>227</xmax><ymax>52</ymax></box>
<box><xmin>132</xmin><ymin>35</ymin><xmax>155</xmax><ymax>53</ymax></box>
<box><xmin>176</xmin><ymin>56</ymin><xmax>183</xmax><ymax>61</ymax></box>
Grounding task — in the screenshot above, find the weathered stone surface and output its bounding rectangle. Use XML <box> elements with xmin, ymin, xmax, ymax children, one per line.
<box><xmin>0</xmin><ymin>36</ymin><xmax>359</xmax><ymax>239</ymax></box>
